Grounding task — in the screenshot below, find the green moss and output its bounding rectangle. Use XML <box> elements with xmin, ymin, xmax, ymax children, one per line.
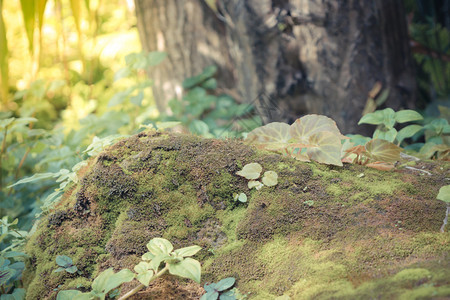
<box><xmin>392</xmin><ymin>268</ymin><xmax>432</xmax><ymax>288</ymax></box>
<box><xmin>23</xmin><ymin>132</ymin><xmax>450</xmax><ymax>299</ymax></box>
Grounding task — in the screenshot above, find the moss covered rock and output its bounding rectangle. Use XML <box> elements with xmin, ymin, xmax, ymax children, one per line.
<box><xmin>23</xmin><ymin>131</ymin><xmax>450</xmax><ymax>299</ymax></box>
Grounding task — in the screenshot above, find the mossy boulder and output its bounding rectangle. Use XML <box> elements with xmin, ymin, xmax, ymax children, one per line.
<box><xmin>23</xmin><ymin>131</ymin><xmax>450</xmax><ymax>299</ymax></box>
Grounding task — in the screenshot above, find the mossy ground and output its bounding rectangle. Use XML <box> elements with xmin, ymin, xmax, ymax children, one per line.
<box><xmin>23</xmin><ymin>131</ymin><xmax>450</xmax><ymax>299</ymax></box>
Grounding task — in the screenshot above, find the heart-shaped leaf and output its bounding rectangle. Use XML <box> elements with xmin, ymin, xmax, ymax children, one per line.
<box><xmin>395</xmin><ymin>110</ymin><xmax>423</xmax><ymax>123</ymax></box>
<box><xmin>174</xmin><ymin>245</ymin><xmax>202</xmax><ymax>257</ymax></box>
<box><xmin>245</xmin><ymin>122</ymin><xmax>291</xmax><ymax>151</ymax></box>
<box><xmin>168</xmin><ymin>258</ymin><xmax>201</xmax><ymax>283</ymax></box>
<box><xmin>306</xmin><ymin>131</ymin><xmax>343</xmax><ymax>166</ymax></box>
<box><xmin>396</xmin><ymin>125</ymin><xmax>423</xmax><ymax>144</ymax></box>
<box><xmin>236</xmin><ymin>163</ymin><xmax>262</xmax><ymax>180</ymax></box>
<box><xmin>248</xmin><ymin>180</ymin><xmax>264</xmax><ymax>190</ymax></box>
<box><xmin>215</xmin><ymin>277</ymin><xmax>235</xmax><ymax>291</ymax></box>
<box><xmin>262</xmin><ymin>171</ymin><xmax>278</xmax><ymax>187</ymax></box>
<box><xmin>437</xmin><ymin>185</ymin><xmax>450</xmax><ymax>203</ymax></box>
<box><xmin>290</xmin><ymin>114</ymin><xmax>345</xmax><ymax>143</ymax></box>
<box><xmin>365</xmin><ymin>139</ymin><xmax>402</xmax><ymax>163</ymax></box>
<box><xmin>358</xmin><ymin>108</ymin><xmax>396</xmax><ymax>129</ymax></box>
<box><xmin>55</xmin><ymin>255</ymin><xmax>73</xmax><ymax>268</ymax></box>
<box><xmin>146</xmin><ymin>238</ymin><xmax>174</xmax><ymax>256</ymax></box>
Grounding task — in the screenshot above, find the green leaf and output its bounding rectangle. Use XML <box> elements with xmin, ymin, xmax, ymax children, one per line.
<box><xmin>236</xmin><ymin>163</ymin><xmax>262</xmax><ymax>180</ymax></box>
<box><xmin>248</xmin><ymin>180</ymin><xmax>263</xmax><ymax>190</ymax></box>
<box><xmin>102</xmin><ymin>269</ymin><xmax>135</xmax><ymax>294</ymax></box>
<box><xmin>0</xmin><ymin>117</ymin><xmax>15</xmax><ymax>129</ymax></box>
<box><xmin>114</xmin><ymin>67</ymin><xmax>131</xmax><ymax>81</ymax></box>
<box><xmin>168</xmin><ymin>258</ymin><xmax>201</xmax><ymax>283</ymax></box>
<box><xmin>424</xmin><ymin>119</ymin><xmax>449</xmax><ymax>135</ymax></box>
<box><xmin>358</xmin><ymin>108</ymin><xmax>396</xmax><ymax>129</ymax></box>
<box><xmin>437</xmin><ymin>185</ymin><xmax>450</xmax><ymax>203</ymax></box>
<box><xmin>201</xmin><ymin>291</ymin><xmax>219</xmax><ymax>300</ymax></box>
<box><xmin>56</xmin><ymin>255</ymin><xmax>73</xmax><ymax>267</ymax></box>
<box><xmin>262</xmin><ymin>171</ymin><xmax>278</xmax><ymax>187</ymax></box>
<box><xmin>215</xmin><ymin>277</ymin><xmax>235</xmax><ymax>291</ymax></box>
<box><xmin>189</xmin><ymin>120</ymin><xmax>210</xmax><ymax>136</ymax></box>
<box><xmin>149</xmin><ymin>254</ymin><xmax>171</xmax><ymax>270</ymax></box>
<box><xmin>146</xmin><ymin>238</ymin><xmax>174</xmax><ymax>256</ymax></box>
<box><xmin>92</xmin><ymin>268</ymin><xmax>115</xmax><ymax>294</ymax></box>
<box><xmin>72</xmin><ymin>292</ymin><xmax>95</xmax><ymax>300</ymax></box>
<box><xmin>306</xmin><ymin>131</ymin><xmax>343</xmax><ymax>166</ymax></box>
<box><xmin>173</xmin><ymin>245</ymin><xmax>202</xmax><ymax>257</ymax></box>
<box><xmin>200</xmin><ymin>291</ymin><xmax>219</xmax><ymax>300</ymax></box>
<box><xmin>136</xmin><ymin>270</ymin><xmax>154</xmax><ymax>286</ymax></box>
<box><xmin>19</xmin><ymin>0</ymin><xmax>36</xmax><ymax>52</ymax></box>
<box><xmin>0</xmin><ymin>288</ymin><xmax>26</xmax><ymax>300</ymax></box>
<box><xmin>0</xmin><ymin>268</ymin><xmax>16</xmax><ymax>285</ymax></box>
<box><xmin>147</xmin><ymin>51</ymin><xmax>167</xmax><ymax>66</ymax></box>
<box><xmin>56</xmin><ymin>290</ymin><xmax>82</xmax><ymax>300</ymax></box>
<box><xmin>182</xmin><ymin>65</ymin><xmax>217</xmax><ymax>89</ymax></box>
<box><xmin>365</xmin><ymin>139</ymin><xmax>402</xmax><ymax>163</ymax></box>
<box><xmin>396</xmin><ymin>125</ymin><xmax>423</xmax><ymax>144</ymax></box>
<box><xmin>394</xmin><ymin>110</ymin><xmax>423</xmax><ymax>123</ymax></box>
<box><xmin>0</xmin><ymin>1</ymin><xmax>8</xmax><ymax>104</ymax></box>
<box><xmin>373</xmin><ymin>128</ymin><xmax>397</xmax><ymax>142</ymax></box>
<box><xmin>201</xmin><ymin>78</ymin><xmax>217</xmax><ymax>90</ymax></box>
<box><xmin>8</xmin><ymin>172</ymin><xmax>56</xmax><ymax>188</ymax></box>
<box><xmin>130</xmin><ymin>91</ymin><xmax>144</xmax><ymax>107</ymax></box>
<box><xmin>237</xmin><ymin>193</ymin><xmax>247</xmax><ymax>203</ymax></box>
<box><xmin>66</xmin><ymin>266</ymin><xmax>78</xmax><ymax>274</ymax></box>
<box><xmin>53</xmin><ymin>267</ymin><xmax>65</xmax><ymax>273</ymax></box>
<box><xmin>69</xmin><ymin>0</ymin><xmax>82</xmax><ymax>36</ymax></box>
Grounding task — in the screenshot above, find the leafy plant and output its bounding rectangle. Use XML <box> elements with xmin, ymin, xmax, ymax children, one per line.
<box><xmin>437</xmin><ymin>185</ymin><xmax>450</xmax><ymax>233</ymax></box>
<box><xmin>56</xmin><ymin>268</ymin><xmax>135</xmax><ymax>300</ymax></box>
<box><xmin>358</xmin><ymin>108</ymin><xmax>424</xmax><ymax>145</ymax></box>
<box><xmin>0</xmin><ymin>216</ymin><xmax>29</xmax><ymax>299</ymax></box>
<box><xmin>342</xmin><ymin>139</ymin><xmax>403</xmax><ymax>171</ymax></box>
<box><xmin>57</xmin><ymin>238</ymin><xmax>202</xmax><ymax>300</ymax></box>
<box><xmin>53</xmin><ymin>255</ymin><xmax>78</xmax><ymax>274</ymax></box>
<box><xmin>164</xmin><ymin>66</ymin><xmax>261</xmax><ymax>138</ymax></box>
<box><xmin>245</xmin><ymin>114</ymin><xmax>347</xmax><ymax>166</ymax></box>
<box><xmin>201</xmin><ymin>277</ymin><xmax>236</xmax><ymax>300</ymax></box>
<box><xmin>234</xmin><ymin>163</ymin><xmax>278</xmax><ymax>202</ymax></box>
<box><xmin>246</xmin><ymin>114</ymin><xmax>403</xmax><ymax>170</ymax></box>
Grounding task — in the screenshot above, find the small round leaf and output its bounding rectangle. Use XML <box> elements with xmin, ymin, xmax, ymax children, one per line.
<box><xmin>236</xmin><ymin>163</ymin><xmax>262</xmax><ymax>180</ymax></box>
<box><xmin>262</xmin><ymin>171</ymin><xmax>278</xmax><ymax>187</ymax></box>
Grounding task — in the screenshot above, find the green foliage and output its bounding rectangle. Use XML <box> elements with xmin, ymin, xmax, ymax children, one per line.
<box><xmin>358</xmin><ymin>108</ymin><xmax>424</xmax><ymax>144</ymax></box>
<box><xmin>201</xmin><ymin>277</ymin><xmax>237</xmax><ymax>300</ymax></box>
<box><xmin>57</xmin><ymin>268</ymin><xmax>135</xmax><ymax>300</ymax></box>
<box><xmin>234</xmin><ymin>163</ymin><xmax>278</xmax><ymax>203</ymax></box>
<box><xmin>57</xmin><ymin>238</ymin><xmax>202</xmax><ymax>299</ymax></box>
<box><xmin>233</xmin><ymin>193</ymin><xmax>247</xmax><ymax>203</ymax></box>
<box><xmin>437</xmin><ymin>185</ymin><xmax>450</xmax><ymax>203</ymax></box>
<box><xmin>139</xmin><ymin>238</ymin><xmax>202</xmax><ymax>284</ymax></box>
<box><xmin>0</xmin><ymin>217</ymin><xmax>28</xmax><ymax>299</ymax></box>
<box><xmin>343</xmin><ymin>139</ymin><xmax>403</xmax><ymax>171</ymax></box>
<box><xmin>358</xmin><ymin>107</ymin><xmax>450</xmax><ymax>160</ymax></box>
<box><xmin>164</xmin><ymin>66</ymin><xmax>261</xmax><ymax>138</ymax></box>
<box><xmin>54</xmin><ymin>255</ymin><xmax>78</xmax><ymax>274</ymax></box>
<box><xmin>235</xmin><ymin>163</ymin><xmax>262</xmax><ymax>180</ymax></box>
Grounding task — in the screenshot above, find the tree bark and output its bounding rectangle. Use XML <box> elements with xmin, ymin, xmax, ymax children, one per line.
<box><xmin>135</xmin><ymin>0</ymin><xmax>416</xmax><ymax>134</ymax></box>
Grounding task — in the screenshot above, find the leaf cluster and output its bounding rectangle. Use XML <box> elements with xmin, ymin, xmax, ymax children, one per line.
<box><xmin>201</xmin><ymin>277</ymin><xmax>237</xmax><ymax>300</ymax></box>
<box><xmin>234</xmin><ymin>163</ymin><xmax>278</xmax><ymax>203</ymax></box>
<box><xmin>57</xmin><ymin>238</ymin><xmax>202</xmax><ymax>300</ymax></box>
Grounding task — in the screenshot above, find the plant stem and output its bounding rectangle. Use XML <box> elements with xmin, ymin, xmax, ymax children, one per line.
<box><xmin>118</xmin><ymin>265</ymin><xmax>169</xmax><ymax>300</ymax></box>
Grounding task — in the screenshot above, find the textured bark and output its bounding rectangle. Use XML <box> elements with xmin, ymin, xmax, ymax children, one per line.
<box><xmin>135</xmin><ymin>0</ymin><xmax>416</xmax><ymax>134</ymax></box>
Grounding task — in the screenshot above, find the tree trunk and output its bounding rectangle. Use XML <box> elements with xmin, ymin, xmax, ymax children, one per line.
<box><xmin>135</xmin><ymin>0</ymin><xmax>416</xmax><ymax>134</ymax></box>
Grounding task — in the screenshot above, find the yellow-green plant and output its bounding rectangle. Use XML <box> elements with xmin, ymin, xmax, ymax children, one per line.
<box><xmin>56</xmin><ymin>238</ymin><xmax>202</xmax><ymax>300</ymax></box>
<box><xmin>245</xmin><ymin>114</ymin><xmax>403</xmax><ymax>171</ymax></box>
